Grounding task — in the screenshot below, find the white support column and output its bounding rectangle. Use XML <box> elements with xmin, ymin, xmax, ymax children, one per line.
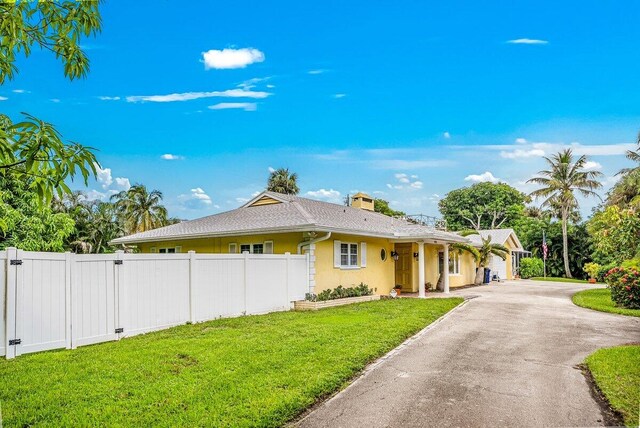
<box><xmin>443</xmin><ymin>244</ymin><xmax>450</xmax><ymax>294</ymax></box>
<box><xmin>418</xmin><ymin>241</ymin><xmax>426</xmax><ymax>298</ymax></box>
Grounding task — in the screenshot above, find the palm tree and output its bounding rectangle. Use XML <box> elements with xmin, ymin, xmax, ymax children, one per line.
<box><xmin>267</xmin><ymin>168</ymin><xmax>299</xmax><ymax>195</ymax></box>
<box><xmin>607</xmin><ymin>169</ymin><xmax>640</xmax><ymax>209</ymax></box>
<box><xmin>111</xmin><ymin>184</ymin><xmax>168</xmax><ymax>234</ymax></box>
<box><xmin>527</xmin><ymin>149</ymin><xmax>603</xmax><ymax>278</ymax></box>
<box><xmin>452</xmin><ymin>231</ymin><xmax>509</xmax><ymax>285</ymax></box>
<box><xmin>618</xmin><ymin>131</ymin><xmax>640</xmax><ymax>176</ymax></box>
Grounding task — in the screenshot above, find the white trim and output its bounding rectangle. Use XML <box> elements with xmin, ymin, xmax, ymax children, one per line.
<box><xmin>264</xmin><ymin>240</ymin><xmax>274</xmax><ymax>254</ymax></box>
<box><xmin>241</xmin><ymin>191</ymin><xmax>289</xmax><ymax>208</ymax></box>
<box><xmin>228</xmin><ymin>243</ymin><xmax>237</xmax><ymax>254</ymax></box>
<box><xmin>338</xmin><ymin>242</ymin><xmax>359</xmax><ymax>269</ymax></box>
<box><xmin>360</xmin><ymin>242</ymin><xmax>367</xmax><ymax>267</ymax></box>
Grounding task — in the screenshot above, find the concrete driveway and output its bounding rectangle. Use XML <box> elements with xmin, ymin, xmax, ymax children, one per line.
<box><xmin>296</xmin><ymin>280</ymin><xmax>640</xmax><ymax>428</ymax></box>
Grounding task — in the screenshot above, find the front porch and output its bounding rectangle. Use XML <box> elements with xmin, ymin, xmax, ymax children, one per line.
<box><xmin>393</xmin><ymin>240</ymin><xmax>476</xmax><ymax>297</ymax></box>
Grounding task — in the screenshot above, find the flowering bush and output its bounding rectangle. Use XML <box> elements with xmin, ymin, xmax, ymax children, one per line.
<box><xmin>604</xmin><ymin>267</ymin><xmax>640</xmax><ymax>309</ymax></box>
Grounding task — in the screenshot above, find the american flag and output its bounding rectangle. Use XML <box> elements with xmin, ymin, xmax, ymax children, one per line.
<box><xmin>542</xmin><ymin>231</ymin><xmax>548</xmax><ymax>260</ymax></box>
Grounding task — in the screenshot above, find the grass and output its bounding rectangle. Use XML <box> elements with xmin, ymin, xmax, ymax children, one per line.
<box><xmin>585</xmin><ymin>345</ymin><xmax>640</xmax><ymax>427</ymax></box>
<box><xmin>572</xmin><ymin>288</ymin><xmax>640</xmax><ymax>317</ymax></box>
<box><xmin>530</xmin><ymin>276</ymin><xmax>592</xmax><ymax>283</ymax></box>
<box><xmin>0</xmin><ymin>298</ymin><xmax>462</xmax><ymax>427</ymax></box>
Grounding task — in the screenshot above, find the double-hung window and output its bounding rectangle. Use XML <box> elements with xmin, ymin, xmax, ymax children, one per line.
<box><xmin>237</xmin><ymin>242</ymin><xmax>272</xmax><ymax>254</ymax></box>
<box><xmin>340</xmin><ymin>243</ymin><xmax>359</xmax><ymax>267</ymax></box>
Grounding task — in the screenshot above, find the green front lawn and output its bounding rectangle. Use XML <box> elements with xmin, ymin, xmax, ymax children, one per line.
<box><xmin>531</xmin><ymin>276</ymin><xmax>592</xmax><ymax>283</ymax></box>
<box><xmin>585</xmin><ymin>345</ymin><xmax>640</xmax><ymax>427</ymax></box>
<box><xmin>0</xmin><ymin>298</ymin><xmax>462</xmax><ymax>427</ymax></box>
<box><xmin>573</xmin><ymin>288</ymin><xmax>640</xmax><ymax>317</ymax></box>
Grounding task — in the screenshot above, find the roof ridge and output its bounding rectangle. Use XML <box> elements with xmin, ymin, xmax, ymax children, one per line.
<box><xmin>291</xmin><ymin>200</ymin><xmax>316</xmax><ymax>224</ymax></box>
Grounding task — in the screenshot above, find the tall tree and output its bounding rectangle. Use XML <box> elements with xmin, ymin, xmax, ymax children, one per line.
<box><xmin>618</xmin><ymin>131</ymin><xmax>640</xmax><ymax>176</ymax></box>
<box><xmin>267</xmin><ymin>168</ymin><xmax>299</xmax><ymax>195</ymax></box>
<box><xmin>374</xmin><ymin>199</ymin><xmax>405</xmax><ymax>217</ymax></box>
<box><xmin>0</xmin><ymin>1</ymin><xmax>102</xmax><ymax>203</ymax></box>
<box><xmin>438</xmin><ymin>182</ymin><xmax>529</xmax><ymax>231</ymax></box>
<box><xmin>112</xmin><ymin>185</ymin><xmax>168</xmax><ymax>234</ymax></box>
<box><xmin>527</xmin><ymin>149</ymin><xmax>603</xmax><ymax>278</ymax></box>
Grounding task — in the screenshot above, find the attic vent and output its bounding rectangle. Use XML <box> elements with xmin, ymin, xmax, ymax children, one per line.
<box><xmin>249</xmin><ymin>196</ymin><xmax>282</xmax><ymax>207</ymax></box>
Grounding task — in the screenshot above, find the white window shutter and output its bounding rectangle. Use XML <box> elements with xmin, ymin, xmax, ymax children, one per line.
<box><xmin>264</xmin><ymin>241</ymin><xmax>274</xmax><ymax>254</ymax></box>
<box><xmin>229</xmin><ymin>243</ymin><xmax>237</xmax><ymax>254</ymax></box>
<box><xmin>175</xmin><ymin>246</ymin><xmax>182</xmax><ymax>253</ymax></box>
<box><xmin>333</xmin><ymin>240</ymin><xmax>341</xmax><ymax>268</ymax></box>
<box><xmin>150</xmin><ymin>247</ymin><xmax>156</xmax><ymax>253</ymax></box>
<box><xmin>360</xmin><ymin>242</ymin><xmax>367</xmax><ymax>267</ymax></box>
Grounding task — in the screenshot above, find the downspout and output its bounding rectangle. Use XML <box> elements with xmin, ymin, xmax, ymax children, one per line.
<box><xmin>297</xmin><ymin>232</ymin><xmax>332</xmax><ymax>254</ymax></box>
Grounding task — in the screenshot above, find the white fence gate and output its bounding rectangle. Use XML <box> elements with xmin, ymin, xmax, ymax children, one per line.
<box><xmin>2</xmin><ymin>248</ymin><xmax>309</xmax><ymax>359</ymax></box>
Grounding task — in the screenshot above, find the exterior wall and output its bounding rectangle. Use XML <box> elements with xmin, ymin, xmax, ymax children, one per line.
<box><xmin>450</xmin><ymin>251</ymin><xmax>476</xmax><ymax>288</ymax></box>
<box><xmin>314</xmin><ymin>233</ymin><xmax>395</xmax><ymax>295</ymax></box>
<box><xmin>136</xmin><ymin>232</ymin><xmax>305</xmax><ymax>255</ymax></box>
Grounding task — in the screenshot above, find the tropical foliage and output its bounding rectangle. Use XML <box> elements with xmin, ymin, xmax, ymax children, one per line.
<box><xmin>111</xmin><ymin>185</ymin><xmax>169</xmax><ymax>235</ymax></box>
<box><xmin>587</xmin><ymin>205</ymin><xmax>640</xmax><ymax>266</ymax></box>
<box><xmin>0</xmin><ymin>172</ymin><xmax>74</xmax><ymax>251</ymax></box>
<box><xmin>454</xmin><ymin>230</ymin><xmax>508</xmax><ymax>284</ymax></box>
<box><xmin>1</xmin><ymin>1</ymin><xmax>102</xmax><ymax>204</ymax></box>
<box><xmin>266</xmin><ymin>168</ymin><xmax>299</xmax><ymax>195</ymax></box>
<box><xmin>373</xmin><ymin>199</ymin><xmax>405</xmax><ymax>217</ymax></box>
<box><xmin>519</xmin><ymin>257</ymin><xmax>544</xmax><ymax>279</ymax></box>
<box><xmin>438</xmin><ymin>182</ymin><xmax>529</xmax><ymax>231</ymax></box>
<box><xmin>527</xmin><ymin>149</ymin><xmax>602</xmax><ymax>277</ymax></box>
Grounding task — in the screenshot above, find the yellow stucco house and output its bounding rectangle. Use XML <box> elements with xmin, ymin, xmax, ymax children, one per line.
<box><xmin>111</xmin><ymin>191</ymin><xmax>523</xmax><ymax>296</ymax></box>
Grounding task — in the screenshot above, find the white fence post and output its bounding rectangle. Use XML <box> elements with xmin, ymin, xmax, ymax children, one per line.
<box><xmin>188</xmin><ymin>251</ymin><xmax>196</xmax><ymax>323</ymax></box>
<box><xmin>5</xmin><ymin>247</ymin><xmax>17</xmax><ymax>359</ymax></box>
<box><xmin>65</xmin><ymin>252</ymin><xmax>72</xmax><ymax>349</ymax></box>
<box><xmin>243</xmin><ymin>251</ymin><xmax>249</xmax><ymax>315</ymax></box>
<box><xmin>114</xmin><ymin>250</ymin><xmax>124</xmax><ymax>339</ymax></box>
<box><xmin>285</xmin><ymin>252</ymin><xmax>290</xmax><ymax>304</ymax></box>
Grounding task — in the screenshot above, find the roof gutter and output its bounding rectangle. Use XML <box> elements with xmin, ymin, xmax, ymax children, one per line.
<box><xmin>297</xmin><ymin>232</ymin><xmax>332</xmax><ymax>254</ymax></box>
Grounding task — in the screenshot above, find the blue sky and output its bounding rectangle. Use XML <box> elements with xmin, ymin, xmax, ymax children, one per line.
<box><xmin>2</xmin><ymin>0</ymin><xmax>639</xmax><ymax>219</ymax></box>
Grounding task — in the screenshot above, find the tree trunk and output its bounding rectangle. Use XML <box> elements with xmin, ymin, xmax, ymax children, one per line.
<box><xmin>561</xmin><ymin>210</ymin><xmax>572</xmax><ymax>278</ymax></box>
<box><xmin>474</xmin><ymin>266</ymin><xmax>484</xmax><ymax>285</ymax></box>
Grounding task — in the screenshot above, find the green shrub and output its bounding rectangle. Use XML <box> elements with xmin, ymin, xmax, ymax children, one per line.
<box><xmin>519</xmin><ymin>257</ymin><xmax>544</xmax><ymax>278</ymax></box>
<box><xmin>583</xmin><ymin>262</ymin><xmax>601</xmax><ymax>280</ymax></box>
<box><xmin>621</xmin><ymin>258</ymin><xmax>640</xmax><ymax>271</ymax></box>
<box><xmin>596</xmin><ymin>263</ymin><xmax>616</xmax><ymax>282</ymax></box>
<box><xmin>306</xmin><ymin>283</ymin><xmax>374</xmax><ymax>302</ymax></box>
<box><xmin>605</xmin><ymin>267</ymin><xmax>640</xmax><ymax>309</ymax></box>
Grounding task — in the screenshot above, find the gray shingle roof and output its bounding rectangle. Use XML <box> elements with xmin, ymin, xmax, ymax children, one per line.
<box><xmin>111</xmin><ymin>191</ymin><xmax>467</xmax><ymax>245</ymax></box>
<box><xmin>465</xmin><ymin>228</ymin><xmax>524</xmax><ymax>250</ymax></box>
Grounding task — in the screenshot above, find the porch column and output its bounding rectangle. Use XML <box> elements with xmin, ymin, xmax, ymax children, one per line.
<box><xmin>443</xmin><ymin>243</ymin><xmax>450</xmax><ymax>294</ymax></box>
<box><xmin>418</xmin><ymin>241</ymin><xmax>426</xmax><ymax>298</ymax></box>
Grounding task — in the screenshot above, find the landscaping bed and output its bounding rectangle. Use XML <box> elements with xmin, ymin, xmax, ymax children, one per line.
<box><xmin>0</xmin><ymin>298</ymin><xmax>462</xmax><ymax>427</ymax></box>
<box><xmin>584</xmin><ymin>345</ymin><xmax>640</xmax><ymax>427</ymax></box>
<box><xmin>294</xmin><ymin>294</ymin><xmax>380</xmax><ymax>310</ymax></box>
<box><xmin>572</xmin><ymin>288</ymin><xmax>640</xmax><ymax>317</ymax></box>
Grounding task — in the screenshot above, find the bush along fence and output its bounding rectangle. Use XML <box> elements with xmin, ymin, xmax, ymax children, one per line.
<box><xmin>1</xmin><ymin>248</ymin><xmax>309</xmax><ymax>359</ymax></box>
<box><xmin>605</xmin><ymin>267</ymin><xmax>640</xmax><ymax>309</ymax></box>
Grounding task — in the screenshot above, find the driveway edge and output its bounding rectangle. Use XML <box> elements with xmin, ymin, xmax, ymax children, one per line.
<box><xmin>291</xmin><ymin>296</ymin><xmax>472</xmax><ymax>426</ymax></box>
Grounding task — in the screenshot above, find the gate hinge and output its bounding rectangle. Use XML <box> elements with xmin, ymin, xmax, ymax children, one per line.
<box><xmin>10</xmin><ymin>259</ymin><xmax>23</xmax><ymax>266</ymax></box>
<box><xmin>9</xmin><ymin>339</ymin><xmax>21</xmax><ymax>345</ymax></box>
<box><xmin>114</xmin><ymin>260</ymin><xmax>123</xmax><ymax>265</ymax></box>
<box><xmin>115</xmin><ymin>328</ymin><xmax>124</xmax><ymax>334</ymax></box>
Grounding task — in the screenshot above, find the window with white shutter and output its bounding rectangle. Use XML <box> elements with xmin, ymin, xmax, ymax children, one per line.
<box><xmin>360</xmin><ymin>242</ymin><xmax>367</xmax><ymax>267</ymax></box>
<box><xmin>264</xmin><ymin>241</ymin><xmax>274</xmax><ymax>254</ymax></box>
<box><xmin>229</xmin><ymin>243</ymin><xmax>237</xmax><ymax>254</ymax></box>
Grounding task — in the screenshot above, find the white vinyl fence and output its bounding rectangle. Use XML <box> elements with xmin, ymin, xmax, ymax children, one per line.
<box><xmin>1</xmin><ymin>248</ymin><xmax>309</xmax><ymax>359</ymax></box>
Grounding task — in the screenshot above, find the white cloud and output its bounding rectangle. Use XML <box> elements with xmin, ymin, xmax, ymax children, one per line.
<box><xmin>237</xmin><ymin>77</ymin><xmax>271</xmax><ymax>91</ymax></box>
<box><xmin>50</xmin><ymin>98</ymin><xmax>61</xmax><ymax>103</ymax></box>
<box><xmin>85</xmin><ymin>189</ymin><xmax>106</xmax><ymax>201</ymax></box>
<box><xmin>308</xmin><ymin>69</ymin><xmax>327</xmax><ymax>75</ymax></box>
<box><xmin>583</xmin><ymin>160</ymin><xmax>602</xmax><ymax>170</ymax></box>
<box><xmin>114</xmin><ymin>177</ymin><xmax>131</xmax><ymax>191</ymax></box>
<box><xmin>98</xmin><ymin>96</ymin><xmax>120</xmax><ymax>101</ymax></box>
<box><xmin>333</xmin><ymin>93</ymin><xmax>346</xmax><ymax>99</ymax></box>
<box><xmin>268</xmin><ymin>166</ymin><xmax>276</xmax><ymax>173</ymax></box>
<box><xmin>464</xmin><ymin>171</ymin><xmax>501</xmax><ymax>183</ymax></box>
<box><xmin>179</xmin><ymin>187</ymin><xmax>213</xmax><ymax>209</ymax></box>
<box><xmin>387</xmin><ymin>173</ymin><xmax>423</xmax><ymax>190</ymax></box>
<box><xmin>161</xmin><ymin>154</ymin><xmax>184</xmax><ymax>160</ymax></box>
<box><xmin>443</xmin><ymin>131</ymin><xmax>451</xmax><ymax>139</ymax></box>
<box><xmin>95</xmin><ymin>164</ymin><xmax>113</xmax><ymax>189</ymax></box>
<box><xmin>235</xmin><ymin>197</ymin><xmax>250</xmax><ymax>204</ymax></box>
<box><xmin>500</xmin><ymin>148</ymin><xmax>545</xmax><ymax>159</ymax></box>
<box><xmin>0</xmin><ymin>96</ymin><xmax>7</xmax><ymax>101</ymax></box>
<box><xmin>515</xmin><ymin>137</ymin><xmax>527</xmax><ymax>144</ymax></box>
<box><xmin>266</xmin><ymin>84</ymin><xmax>275</xmax><ymax>88</ymax></box>
<box><xmin>208</xmin><ymin>102</ymin><xmax>257</xmax><ymax>111</ymax></box>
<box><xmin>12</xmin><ymin>89</ymin><xmax>28</xmax><ymax>93</ymax></box>
<box><xmin>507</xmin><ymin>38</ymin><xmax>548</xmax><ymax>45</ymax></box>
<box><xmin>202</xmin><ymin>48</ymin><xmax>265</xmax><ymax>69</ymax></box>
<box><xmin>126</xmin><ymin>89</ymin><xmax>271</xmax><ymax>103</ymax></box>
<box><xmin>306</xmin><ymin>188</ymin><xmax>342</xmax><ymax>203</ymax></box>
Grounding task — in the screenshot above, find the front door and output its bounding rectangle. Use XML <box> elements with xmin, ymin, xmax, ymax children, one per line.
<box><xmin>394</xmin><ymin>243</ymin><xmax>413</xmax><ymax>291</ymax></box>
